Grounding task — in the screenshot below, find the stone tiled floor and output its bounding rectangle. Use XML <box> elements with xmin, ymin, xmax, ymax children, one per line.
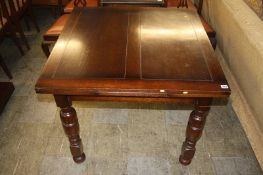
<box><xmin>0</xmin><ymin>8</ymin><xmax>262</xmax><ymax>175</ymax></box>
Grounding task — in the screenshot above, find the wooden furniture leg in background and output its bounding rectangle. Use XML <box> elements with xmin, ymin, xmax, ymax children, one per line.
<box><xmin>27</xmin><ymin>8</ymin><xmax>40</xmax><ymax>32</ymax></box>
<box><xmin>0</xmin><ymin>82</ymin><xmax>15</xmax><ymax>113</ymax></box>
<box><xmin>179</xmin><ymin>98</ymin><xmax>212</xmax><ymax>165</ymax></box>
<box><xmin>14</xmin><ymin>19</ymin><xmax>30</xmax><ymax>50</ymax></box>
<box><xmin>0</xmin><ymin>55</ymin><xmax>13</xmax><ymax>79</ymax></box>
<box><xmin>41</xmin><ymin>41</ymin><xmax>52</xmax><ymax>57</ymax></box>
<box><xmin>54</xmin><ymin>95</ymin><xmax>86</xmax><ymax>163</ymax></box>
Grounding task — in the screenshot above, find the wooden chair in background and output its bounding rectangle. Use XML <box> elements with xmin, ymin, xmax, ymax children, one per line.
<box><xmin>177</xmin><ymin>0</ymin><xmax>217</xmax><ymax>49</ymax></box>
<box><xmin>0</xmin><ymin>0</ymin><xmax>30</xmax><ymax>79</ymax></box>
<box><xmin>1</xmin><ymin>3</ymin><xmax>13</xmax><ymax>79</ymax></box>
<box><xmin>0</xmin><ymin>0</ymin><xmax>24</xmax><ymax>55</ymax></box>
<box><xmin>5</xmin><ymin>0</ymin><xmax>40</xmax><ymax>50</ymax></box>
<box><xmin>41</xmin><ymin>0</ymin><xmax>88</xmax><ymax>57</ymax></box>
<box><xmin>0</xmin><ymin>54</ymin><xmax>12</xmax><ymax>79</ymax></box>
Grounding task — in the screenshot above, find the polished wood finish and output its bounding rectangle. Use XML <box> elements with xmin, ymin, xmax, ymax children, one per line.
<box><xmin>36</xmin><ymin>8</ymin><xmax>230</xmax><ymax>165</ymax></box>
<box><xmin>41</xmin><ymin>14</ymin><xmax>69</xmax><ymax>57</ymax></box>
<box><xmin>42</xmin><ymin>0</ymin><xmax>190</xmax><ymax>58</ymax></box>
<box><xmin>0</xmin><ymin>82</ymin><xmax>15</xmax><ymax>113</ymax></box>
<box><xmin>179</xmin><ymin>98</ymin><xmax>211</xmax><ymax>165</ymax></box>
<box><xmin>70</xmin><ymin>96</ymin><xmax>195</xmax><ymax>103</ymax></box>
<box><xmin>54</xmin><ymin>95</ymin><xmax>86</xmax><ymax>163</ymax></box>
<box><xmin>178</xmin><ymin>0</ymin><xmax>217</xmax><ymax>49</ymax></box>
<box><xmin>42</xmin><ymin>0</ymin><xmax>89</xmax><ymax>57</ymax></box>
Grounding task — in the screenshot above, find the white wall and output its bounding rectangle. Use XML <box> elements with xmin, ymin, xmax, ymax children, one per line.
<box><xmin>201</xmin><ymin>0</ymin><xmax>263</xmax><ymax>169</ymax></box>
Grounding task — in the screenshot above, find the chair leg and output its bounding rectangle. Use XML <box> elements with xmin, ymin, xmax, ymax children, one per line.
<box><xmin>24</xmin><ymin>18</ymin><xmax>31</xmax><ymax>31</ymax></box>
<box><xmin>27</xmin><ymin>8</ymin><xmax>40</xmax><ymax>32</ymax></box>
<box><xmin>13</xmin><ymin>20</ymin><xmax>30</xmax><ymax>50</ymax></box>
<box><xmin>41</xmin><ymin>41</ymin><xmax>52</xmax><ymax>57</ymax></box>
<box><xmin>0</xmin><ymin>55</ymin><xmax>13</xmax><ymax>79</ymax></box>
<box><xmin>9</xmin><ymin>26</ymin><xmax>25</xmax><ymax>56</ymax></box>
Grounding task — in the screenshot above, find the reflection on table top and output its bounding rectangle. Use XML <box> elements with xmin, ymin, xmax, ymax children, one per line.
<box><xmin>36</xmin><ymin>7</ymin><xmax>230</xmax><ymax>97</ymax></box>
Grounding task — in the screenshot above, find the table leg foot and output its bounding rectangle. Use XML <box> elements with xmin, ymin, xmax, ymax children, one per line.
<box><xmin>179</xmin><ymin>141</ymin><xmax>195</xmax><ymax>165</ymax></box>
<box><xmin>73</xmin><ymin>153</ymin><xmax>86</xmax><ymax>163</ymax></box>
<box><xmin>179</xmin><ymin>99</ymin><xmax>211</xmax><ymax>165</ymax></box>
<box><xmin>54</xmin><ymin>95</ymin><xmax>85</xmax><ymax>164</ymax></box>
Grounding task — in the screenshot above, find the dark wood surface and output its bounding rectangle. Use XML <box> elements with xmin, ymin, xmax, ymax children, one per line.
<box><xmin>0</xmin><ymin>82</ymin><xmax>15</xmax><ymax>114</ymax></box>
<box><xmin>178</xmin><ymin>0</ymin><xmax>217</xmax><ymax>49</ymax></box>
<box><xmin>36</xmin><ymin>7</ymin><xmax>229</xmax><ymax>98</ymax></box>
<box><xmin>35</xmin><ymin>7</ymin><xmax>230</xmax><ymax>165</ymax></box>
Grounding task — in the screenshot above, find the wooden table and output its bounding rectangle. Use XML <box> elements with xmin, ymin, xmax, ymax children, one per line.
<box><xmin>35</xmin><ymin>7</ymin><xmax>230</xmax><ymax>165</ymax></box>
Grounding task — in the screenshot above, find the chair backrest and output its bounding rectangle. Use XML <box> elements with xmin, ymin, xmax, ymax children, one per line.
<box><xmin>0</xmin><ymin>0</ymin><xmax>11</xmax><ymax>27</ymax></box>
<box><xmin>4</xmin><ymin>0</ymin><xmax>29</xmax><ymax>17</ymax></box>
<box><xmin>0</xmin><ymin>7</ymin><xmax>5</xmax><ymax>29</ymax></box>
<box><xmin>13</xmin><ymin>0</ymin><xmax>27</xmax><ymax>11</ymax></box>
<box><xmin>0</xmin><ymin>1</ymin><xmax>8</xmax><ymax>37</ymax></box>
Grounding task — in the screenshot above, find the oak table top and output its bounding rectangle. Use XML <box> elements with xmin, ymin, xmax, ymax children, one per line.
<box><xmin>35</xmin><ymin>7</ymin><xmax>230</xmax><ymax>165</ymax></box>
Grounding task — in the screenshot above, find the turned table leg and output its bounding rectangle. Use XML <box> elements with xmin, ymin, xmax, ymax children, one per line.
<box><xmin>54</xmin><ymin>95</ymin><xmax>86</xmax><ymax>163</ymax></box>
<box><xmin>179</xmin><ymin>98</ymin><xmax>212</xmax><ymax>165</ymax></box>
